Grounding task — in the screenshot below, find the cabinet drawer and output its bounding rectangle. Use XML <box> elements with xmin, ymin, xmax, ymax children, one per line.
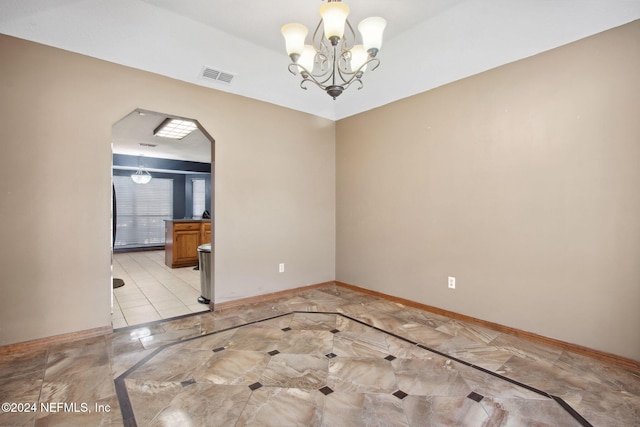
<box><xmin>173</xmin><ymin>222</ymin><xmax>201</xmax><ymax>231</ymax></box>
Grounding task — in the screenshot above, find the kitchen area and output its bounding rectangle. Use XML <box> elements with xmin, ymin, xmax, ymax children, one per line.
<box><xmin>111</xmin><ymin>109</ymin><xmax>214</xmax><ymax>327</ymax></box>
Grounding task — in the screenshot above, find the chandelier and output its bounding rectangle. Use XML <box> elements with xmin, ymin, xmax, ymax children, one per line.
<box><xmin>281</xmin><ymin>0</ymin><xmax>386</xmax><ymax>99</ymax></box>
<box><xmin>131</xmin><ymin>166</ymin><xmax>151</xmax><ymax>184</ymax></box>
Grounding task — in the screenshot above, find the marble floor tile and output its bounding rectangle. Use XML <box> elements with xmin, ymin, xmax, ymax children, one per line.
<box><xmin>2</xmin><ymin>284</ymin><xmax>637</xmax><ymax>426</ymax></box>
<box><xmin>480</xmin><ymin>396</ymin><xmax>583</xmax><ymax>426</ymax></box>
<box><xmin>396</xmin><ymin>357</ymin><xmax>472</xmax><ymax>398</ymax></box>
<box><xmin>399</xmin><ymin>321</ymin><xmax>455</xmax><ymax>348</ymax></box>
<box><xmin>328</xmin><ymin>357</ymin><xmax>398</xmax><ymax>393</ymax></box>
<box><xmin>0</xmin><ymin>348</ymin><xmax>47</xmax><ymax>380</ymax></box>
<box><xmin>226</xmin><ymin>325</ymin><xmax>283</xmax><ymax>352</ymax></box>
<box><xmin>323</xmin><ymin>392</ymin><xmax>409</xmax><ymax>427</ymax></box>
<box><xmin>147</xmin><ymin>383</ymin><xmax>251</xmax><ymax>427</ymax></box>
<box><xmin>277</xmin><ymin>329</ymin><xmax>334</xmax><ymax>356</ymax></box>
<box><xmin>191</xmin><ymin>349</ymin><xmax>270</xmax><ymax>385</ymax></box>
<box><xmin>489</xmin><ymin>333</ymin><xmax>564</xmax><ymax>366</ymax></box>
<box><xmin>403</xmin><ymin>395</ymin><xmax>490</xmax><ymax>426</ymax></box>
<box><xmin>436</xmin><ymin>319</ymin><xmax>501</xmax><ymax>344</ymax></box>
<box><xmin>260</xmin><ymin>353</ymin><xmax>328</xmax><ymax>389</ymax></box>
<box><xmin>332</xmin><ymin>330</ymin><xmax>390</xmax><ymax>358</ymax></box>
<box><xmin>435</xmin><ymin>335</ymin><xmax>514</xmax><ymax>371</ymax></box>
<box><xmin>235</xmin><ymin>388</ymin><xmax>324</xmax><ymax>427</ymax></box>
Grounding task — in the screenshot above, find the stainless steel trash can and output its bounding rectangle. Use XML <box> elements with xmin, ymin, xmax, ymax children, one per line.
<box><xmin>197</xmin><ymin>243</ymin><xmax>212</xmax><ymax>305</ymax></box>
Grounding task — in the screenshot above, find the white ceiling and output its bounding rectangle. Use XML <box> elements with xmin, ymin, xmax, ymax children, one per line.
<box><xmin>112</xmin><ymin>109</ymin><xmax>213</xmax><ymax>163</ymax></box>
<box><xmin>1</xmin><ymin>0</ymin><xmax>639</xmax><ymax>161</ymax></box>
<box><xmin>2</xmin><ymin>0</ymin><xmax>639</xmax><ymax>121</ymax></box>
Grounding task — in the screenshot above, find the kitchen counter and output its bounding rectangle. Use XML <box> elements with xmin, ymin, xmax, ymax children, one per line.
<box><xmin>165</xmin><ymin>219</ymin><xmax>211</xmax><ymax>223</ymax></box>
<box><xmin>164</xmin><ymin>220</ymin><xmax>212</xmax><ymax>268</ymax></box>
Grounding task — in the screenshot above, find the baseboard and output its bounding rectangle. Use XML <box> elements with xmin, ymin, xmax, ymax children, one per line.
<box><xmin>0</xmin><ymin>325</ymin><xmax>113</xmax><ymax>356</ymax></box>
<box><xmin>335</xmin><ymin>281</ymin><xmax>640</xmax><ymax>371</ymax></box>
<box><xmin>213</xmin><ymin>281</ymin><xmax>336</xmax><ymax>310</ymax></box>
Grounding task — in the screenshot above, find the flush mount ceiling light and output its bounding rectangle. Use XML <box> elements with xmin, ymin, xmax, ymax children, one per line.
<box><xmin>281</xmin><ymin>0</ymin><xmax>386</xmax><ymax>99</ymax></box>
<box><xmin>154</xmin><ymin>118</ymin><xmax>197</xmax><ymax>140</ymax></box>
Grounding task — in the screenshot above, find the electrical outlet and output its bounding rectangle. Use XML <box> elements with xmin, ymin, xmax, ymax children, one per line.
<box><xmin>279</xmin><ymin>263</ymin><xmax>285</xmax><ymax>273</ymax></box>
<box><xmin>448</xmin><ymin>276</ymin><xmax>456</xmax><ymax>289</ymax></box>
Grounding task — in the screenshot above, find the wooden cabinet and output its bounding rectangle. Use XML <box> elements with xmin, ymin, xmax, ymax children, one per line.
<box><xmin>201</xmin><ymin>222</ymin><xmax>212</xmax><ymax>245</ymax></box>
<box><xmin>164</xmin><ymin>220</ymin><xmax>212</xmax><ymax>268</ymax></box>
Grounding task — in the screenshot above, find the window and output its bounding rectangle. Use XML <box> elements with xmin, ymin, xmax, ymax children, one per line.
<box><xmin>113</xmin><ymin>175</ymin><xmax>173</xmax><ymax>249</ymax></box>
<box><xmin>192</xmin><ymin>179</ymin><xmax>206</xmax><ymax>219</ymax></box>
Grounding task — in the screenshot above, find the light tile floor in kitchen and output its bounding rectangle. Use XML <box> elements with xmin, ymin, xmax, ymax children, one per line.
<box><xmin>112</xmin><ymin>251</ymin><xmax>210</xmax><ymax>328</ymax></box>
<box><xmin>1</xmin><ymin>284</ymin><xmax>638</xmax><ymax>426</ymax></box>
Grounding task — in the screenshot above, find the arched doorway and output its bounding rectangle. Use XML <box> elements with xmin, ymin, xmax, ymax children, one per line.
<box><xmin>110</xmin><ymin>109</ymin><xmax>215</xmax><ymax>328</ymax></box>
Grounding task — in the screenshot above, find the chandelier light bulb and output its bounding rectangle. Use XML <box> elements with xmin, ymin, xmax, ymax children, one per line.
<box><xmin>298</xmin><ymin>45</ymin><xmax>316</xmax><ymax>75</ymax></box>
<box><xmin>281</xmin><ymin>23</ymin><xmax>308</xmax><ymax>60</ymax></box>
<box><xmin>320</xmin><ymin>2</ymin><xmax>350</xmax><ymax>43</ymax></box>
<box><xmin>350</xmin><ymin>45</ymin><xmax>369</xmax><ymax>73</ymax></box>
<box><xmin>358</xmin><ymin>17</ymin><xmax>387</xmax><ymax>55</ymax></box>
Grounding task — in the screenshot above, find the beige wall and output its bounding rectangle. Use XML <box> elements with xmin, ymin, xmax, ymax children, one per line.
<box><xmin>0</xmin><ymin>35</ymin><xmax>335</xmax><ymax>346</ymax></box>
<box><xmin>336</xmin><ymin>21</ymin><xmax>640</xmax><ymax>361</ymax></box>
<box><xmin>2</xmin><ymin>21</ymin><xmax>638</xmax><ymax>362</ymax></box>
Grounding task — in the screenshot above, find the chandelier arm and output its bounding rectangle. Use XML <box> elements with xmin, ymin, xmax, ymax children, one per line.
<box><xmin>312</xmin><ymin>20</ymin><xmax>330</xmax><ymax>54</ymax></box>
<box><xmin>345</xmin><ymin>78</ymin><xmax>364</xmax><ymax>91</ymax></box>
<box><xmin>342</xmin><ymin>19</ymin><xmax>356</xmax><ymax>51</ymax></box>
<box><xmin>365</xmin><ymin>57</ymin><xmax>381</xmax><ymax>73</ymax></box>
<box><xmin>312</xmin><ymin>53</ymin><xmax>333</xmax><ymax>79</ymax></box>
<box><xmin>300</xmin><ymin>73</ymin><xmax>331</xmax><ymax>92</ymax></box>
<box><xmin>287</xmin><ymin>63</ymin><xmax>300</xmax><ymax>76</ymax></box>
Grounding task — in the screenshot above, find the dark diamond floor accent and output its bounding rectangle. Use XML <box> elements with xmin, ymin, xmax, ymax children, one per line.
<box><xmin>330</xmin><ymin>329</ymin><xmax>340</xmax><ymax>334</ymax></box>
<box><xmin>282</xmin><ymin>327</ymin><xmax>292</xmax><ymax>332</ymax></box>
<box><xmin>180</xmin><ymin>378</ymin><xmax>196</xmax><ymax>387</ymax></box>
<box><xmin>385</xmin><ymin>355</ymin><xmax>397</xmax><ymax>361</ymax></box>
<box><xmin>467</xmin><ymin>391</ymin><xmax>484</xmax><ymax>402</ymax></box>
<box><xmin>268</xmin><ymin>350</ymin><xmax>280</xmax><ymax>356</ymax></box>
<box><xmin>319</xmin><ymin>386</ymin><xmax>334</xmax><ymax>395</ymax></box>
<box><xmin>114</xmin><ymin>311</ymin><xmax>595</xmax><ymax>427</ymax></box>
<box><xmin>392</xmin><ymin>390</ymin><xmax>408</xmax><ymax>400</ymax></box>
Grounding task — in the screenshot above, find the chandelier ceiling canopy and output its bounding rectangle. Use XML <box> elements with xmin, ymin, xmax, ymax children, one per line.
<box><xmin>281</xmin><ymin>0</ymin><xmax>386</xmax><ymax>99</ymax></box>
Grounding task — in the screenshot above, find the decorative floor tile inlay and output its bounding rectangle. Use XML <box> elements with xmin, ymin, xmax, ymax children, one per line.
<box><xmin>115</xmin><ymin>311</ymin><xmax>594</xmax><ymax>427</ymax></box>
<box><xmin>392</xmin><ymin>389</ymin><xmax>409</xmax><ymax>400</ymax></box>
<box><xmin>319</xmin><ymin>386</ymin><xmax>334</xmax><ymax>395</ymax></box>
<box><xmin>180</xmin><ymin>378</ymin><xmax>196</xmax><ymax>387</ymax></box>
<box><xmin>467</xmin><ymin>391</ymin><xmax>484</xmax><ymax>402</ymax></box>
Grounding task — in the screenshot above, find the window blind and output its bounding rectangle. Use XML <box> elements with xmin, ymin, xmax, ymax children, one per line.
<box><xmin>113</xmin><ymin>175</ymin><xmax>173</xmax><ymax>248</ymax></box>
<box><xmin>192</xmin><ymin>179</ymin><xmax>206</xmax><ymax>219</ymax></box>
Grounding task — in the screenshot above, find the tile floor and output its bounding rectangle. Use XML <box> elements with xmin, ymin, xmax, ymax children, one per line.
<box><xmin>1</xmin><ymin>284</ymin><xmax>639</xmax><ymax>426</ymax></box>
<box><xmin>112</xmin><ymin>251</ymin><xmax>210</xmax><ymax>328</ymax></box>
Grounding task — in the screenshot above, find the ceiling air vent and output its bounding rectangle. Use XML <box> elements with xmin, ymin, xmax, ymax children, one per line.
<box><xmin>200</xmin><ymin>66</ymin><xmax>235</xmax><ymax>85</ymax></box>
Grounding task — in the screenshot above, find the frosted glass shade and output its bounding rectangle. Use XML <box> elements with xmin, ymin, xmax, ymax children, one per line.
<box><xmin>281</xmin><ymin>23</ymin><xmax>308</xmax><ymax>57</ymax></box>
<box><xmin>298</xmin><ymin>45</ymin><xmax>316</xmax><ymax>73</ymax></box>
<box><xmin>131</xmin><ymin>168</ymin><xmax>152</xmax><ymax>184</ymax></box>
<box><xmin>358</xmin><ymin>17</ymin><xmax>386</xmax><ymax>52</ymax></box>
<box><xmin>350</xmin><ymin>45</ymin><xmax>368</xmax><ymax>73</ymax></box>
<box><xmin>320</xmin><ymin>2</ymin><xmax>349</xmax><ymax>40</ymax></box>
